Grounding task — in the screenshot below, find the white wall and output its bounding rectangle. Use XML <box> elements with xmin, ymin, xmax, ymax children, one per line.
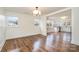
<box><xmin>5</xmin><ymin>11</ymin><xmax>41</xmax><ymax>39</ymax></box>
<box><xmin>0</xmin><ymin>8</ymin><xmax>6</xmax><ymax>51</ymax></box>
<box><xmin>40</xmin><ymin>16</ymin><xmax>47</xmax><ymax>36</ymax></box>
<box><xmin>71</xmin><ymin>8</ymin><xmax>79</xmax><ymax>45</ymax></box>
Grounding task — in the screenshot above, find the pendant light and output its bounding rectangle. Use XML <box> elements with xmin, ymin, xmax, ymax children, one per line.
<box><xmin>33</xmin><ymin>7</ymin><xmax>41</xmax><ymax>16</ymax></box>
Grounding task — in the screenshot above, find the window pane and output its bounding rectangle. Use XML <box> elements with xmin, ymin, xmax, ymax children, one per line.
<box><xmin>7</xmin><ymin>16</ymin><xmax>18</xmax><ymax>26</ymax></box>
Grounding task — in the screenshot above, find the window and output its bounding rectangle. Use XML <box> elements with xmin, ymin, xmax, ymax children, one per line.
<box><xmin>7</xmin><ymin>16</ymin><xmax>18</xmax><ymax>27</ymax></box>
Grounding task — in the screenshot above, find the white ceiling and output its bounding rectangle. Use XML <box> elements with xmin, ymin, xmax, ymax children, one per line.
<box><xmin>49</xmin><ymin>9</ymin><xmax>71</xmax><ymax>19</ymax></box>
<box><xmin>4</xmin><ymin>7</ymin><xmax>66</xmax><ymax>15</ymax></box>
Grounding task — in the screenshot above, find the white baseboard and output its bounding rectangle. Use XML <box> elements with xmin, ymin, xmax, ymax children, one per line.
<box><xmin>0</xmin><ymin>40</ymin><xmax>6</xmax><ymax>51</ymax></box>
<box><xmin>71</xmin><ymin>41</ymin><xmax>79</xmax><ymax>46</ymax></box>
<box><xmin>6</xmin><ymin>33</ymin><xmax>41</xmax><ymax>40</ymax></box>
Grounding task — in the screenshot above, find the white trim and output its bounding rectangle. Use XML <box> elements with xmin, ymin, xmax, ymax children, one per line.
<box><xmin>6</xmin><ymin>33</ymin><xmax>41</xmax><ymax>40</ymax></box>
<box><xmin>0</xmin><ymin>40</ymin><xmax>6</xmax><ymax>51</ymax></box>
<box><xmin>45</xmin><ymin>8</ymin><xmax>71</xmax><ymax>17</ymax></box>
<box><xmin>71</xmin><ymin>41</ymin><xmax>79</xmax><ymax>46</ymax></box>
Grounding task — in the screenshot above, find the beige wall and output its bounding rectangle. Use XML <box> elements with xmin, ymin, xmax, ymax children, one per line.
<box><xmin>40</xmin><ymin>16</ymin><xmax>47</xmax><ymax>36</ymax></box>
<box><xmin>0</xmin><ymin>8</ymin><xmax>6</xmax><ymax>51</ymax></box>
<box><xmin>5</xmin><ymin>11</ymin><xmax>41</xmax><ymax>39</ymax></box>
<box><xmin>71</xmin><ymin>8</ymin><xmax>79</xmax><ymax>45</ymax></box>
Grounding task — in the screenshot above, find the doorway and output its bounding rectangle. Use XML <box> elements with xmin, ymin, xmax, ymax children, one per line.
<box><xmin>46</xmin><ymin>9</ymin><xmax>72</xmax><ymax>51</ymax></box>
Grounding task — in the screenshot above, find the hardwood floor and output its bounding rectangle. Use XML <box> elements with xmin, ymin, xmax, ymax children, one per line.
<box><xmin>1</xmin><ymin>34</ymin><xmax>46</xmax><ymax>52</ymax></box>
<box><xmin>1</xmin><ymin>33</ymin><xmax>79</xmax><ymax>52</ymax></box>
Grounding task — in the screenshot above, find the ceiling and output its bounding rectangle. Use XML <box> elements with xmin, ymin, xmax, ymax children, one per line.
<box><xmin>4</xmin><ymin>7</ymin><xmax>66</xmax><ymax>15</ymax></box>
<box><xmin>49</xmin><ymin>9</ymin><xmax>71</xmax><ymax>19</ymax></box>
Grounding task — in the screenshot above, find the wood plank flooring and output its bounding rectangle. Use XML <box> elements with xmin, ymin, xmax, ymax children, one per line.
<box><xmin>1</xmin><ymin>34</ymin><xmax>46</xmax><ymax>52</ymax></box>
<box><xmin>1</xmin><ymin>33</ymin><xmax>79</xmax><ymax>52</ymax></box>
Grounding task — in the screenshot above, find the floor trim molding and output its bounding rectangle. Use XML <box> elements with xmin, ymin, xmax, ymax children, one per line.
<box><xmin>0</xmin><ymin>40</ymin><xmax>6</xmax><ymax>51</ymax></box>
<box><xmin>7</xmin><ymin>34</ymin><xmax>45</xmax><ymax>40</ymax></box>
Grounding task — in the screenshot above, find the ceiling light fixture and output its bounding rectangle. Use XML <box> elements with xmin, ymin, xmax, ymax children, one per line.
<box><xmin>60</xmin><ymin>16</ymin><xmax>68</xmax><ymax>20</ymax></box>
<box><xmin>33</xmin><ymin>7</ymin><xmax>41</xmax><ymax>16</ymax></box>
